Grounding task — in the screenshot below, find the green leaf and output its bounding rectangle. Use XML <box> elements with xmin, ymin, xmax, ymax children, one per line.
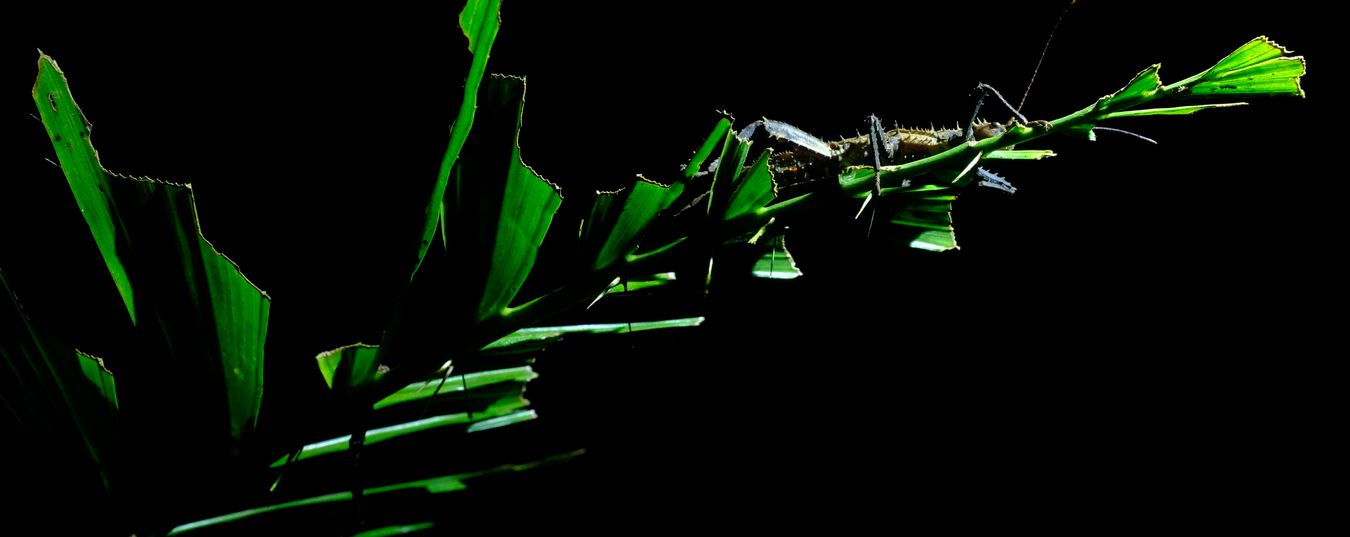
<box><xmin>482</xmin><ymin>317</ymin><xmax>705</xmax><ymax>351</ymax></box>
<box><xmin>1</xmin><ymin>271</ymin><xmax>119</xmax><ymax>495</ymax></box>
<box><xmin>374</xmin><ymin>366</ymin><xmax>537</xmax><ymax>410</ymax></box>
<box><xmin>604</xmin><ymin>273</ymin><xmax>677</xmax><ymax>295</ymax></box>
<box><xmin>458</xmin><ymin>0</ymin><xmax>498</xmax><ymax>53</ymax></box>
<box><xmin>376</xmin><ymin>75</ymin><xmax>561</xmax><ymax>379</ymax></box>
<box><xmin>1097</xmin><ymin>64</ymin><xmax>1163</xmax><ymax>109</ymax></box>
<box><xmin>271</xmin><ymin>408</ymin><xmax>536</xmax><ymax>467</ymax></box>
<box><xmin>32</xmin><ymin>56</ymin><xmax>135</xmax><ymax>322</ymax></box>
<box><xmin>315</xmin><ymin>343</ymin><xmax>382</xmax><ymax>391</ymax></box>
<box><xmin>582</xmin><ymin>179</ymin><xmax>685</xmax><ymax>272</ymax></box>
<box><xmin>986</xmin><ymin>149</ymin><xmax>1057</xmax><ymax>160</ymax></box>
<box><xmin>353</xmin><ymin>523</ymin><xmax>435</xmax><ymax>537</ymax></box>
<box><xmin>686</xmin><ymin>118</ymin><xmax>733</xmax><ymax>180</ymax></box>
<box><xmin>327</xmin><ymin>316</ymin><xmax>701</xmax><ymax>387</ymax></box>
<box><xmin>466</xmin><ymin>408</ymin><xmax>539</xmax><ymax>432</ymax></box>
<box><xmin>458</xmin><ymin>81</ymin><xmax>562</xmax><ymax>322</ymax></box>
<box><xmin>885</xmin><ymin>194</ymin><xmax>959</xmax><ymax>252</ymax></box>
<box><xmin>707</xmin><ymin>136</ymin><xmax>752</xmax><ymax>220</ymax></box>
<box><xmin>34</xmin><ymin>54</ymin><xmax>270</xmax><ymax>445</ymax></box>
<box><xmin>752</xmin><ymin>239</ymin><xmax>802</xmax><ymax>280</ymax></box>
<box><xmin>174</xmin><ymin>451</ymin><xmax>583</xmax><ymax>535</ymax></box>
<box><xmin>908</xmin><ymin>230</ymin><xmax>958</xmax><ymax>252</ymax></box>
<box><xmin>1187</xmin><ymin>36</ymin><xmax>1306</xmax><ymax>97</ymax></box>
<box><xmin>1103</xmin><ymin>102</ymin><xmax>1246</xmax><ymax>119</ymax></box>
<box><xmin>718</xmin><ymin>149</ymin><xmax>775</xmax><ymax>222</ymax></box>
<box><xmin>450</xmin><ymin>76</ymin><xmax>561</xmax><ymax>324</ymax></box>
<box><xmin>418</xmin><ymin>0</ymin><xmax>504</xmax><ymax>273</ymax></box>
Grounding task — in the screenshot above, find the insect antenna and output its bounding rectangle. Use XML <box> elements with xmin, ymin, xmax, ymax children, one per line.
<box><xmin>1018</xmin><ymin>0</ymin><xmax>1077</xmax><ymax>113</ymax></box>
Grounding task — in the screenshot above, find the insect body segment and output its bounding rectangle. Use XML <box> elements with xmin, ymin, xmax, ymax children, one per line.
<box><xmin>759</xmin><ymin>118</ymin><xmax>1009</xmax><ymax>197</ymax></box>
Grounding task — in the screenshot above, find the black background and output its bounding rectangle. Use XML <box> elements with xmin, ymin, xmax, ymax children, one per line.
<box><xmin>3</xmin><ymin>1</ymin><xmax>1332</xmax><ymax>532</ymax></box>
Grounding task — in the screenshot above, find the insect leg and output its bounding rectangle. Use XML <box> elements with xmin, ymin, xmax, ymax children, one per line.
<box><xmin>737</xmin><ymin>119</ymin><xmax>762</xmax><ymax>140</ymax></box>
<box><xmin>741</xmin><ymin>117</ymin><xmax>835</xmax><ymax>158</ymax></box>
<box><xmin>973</xmin><ymin>83</ymin><xmax>1030</xmax><ymax>124</ymax></box>
<box><xmin>864</xmin><ymin>114</ymin><xmax>887</xmax><ymax>236</ymax></box>
<box><xmin>868</xmin><ymin>114</ymin><xmax>886</xmax><ymax>197</ymax></box>
<box><xmin>963</xmin><ymin>90</ymin><xmax>987</xmax><ymax>142</ymax></box>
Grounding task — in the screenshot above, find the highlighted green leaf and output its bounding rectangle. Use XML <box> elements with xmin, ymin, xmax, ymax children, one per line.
<box><xmin>604</xmin><ymin>273</ymin><xmax>677</xmax><ymax>295</ymax></box>
<box><xmin>719</xmin><ymin>149</ymin><xmax>776</xmax><ymax>222</ymax></box>
<box><xmin>31</xmin><ymin>58</ymin><xmax>135</xmax><ymax>322</ymax></box>
<box><xmin>376</xmin><ymin>75</ymin><xmax>561</xmax><ymax>377</ymax></box>
<box><xmin>1187</xmin><ymin>36</ymin><xmax>1306</xmax><ymax>97</ymax></box>
<box><xmin>752</xmin><ymin>239</ymin><xmax>802</xmax><ymax>280</ymax></box>
<box><xmin>987</xmin><ymin>149</ymin><xmax>1057</xmax><ymax>160</ymax></box>
<box><xmin>1103</xmin><ymin>102</ymin><xmax>1246</xmax><ymax>118</ymax></box>
<box><xmin>173</xmin><ymin>451</ymin><xmax>583</xmax><ymax>535</ymax></box>
<box><xmin>458</xmin><ymin>0</ymin><xmax>498</xmax><ymax>54</ymax></box>
<box><xmin>686</xmin><ymin>118</ymin><xmax>733</xmax><ymax>180</ymax></box>
<box><xmin>883</xmin><ymin>192</ymin><xmax>959</xmax><ymax>252</ymax></box>
<box><xmin>353</xmin><ymin>523</ymin><xmax>435</xmax><ymax>537</ymax></box>
<box><xmin>465</xmin><ymin>78</ymin><xmax>562</xmax><ymax>322</ymax></box>
<box><xmin>482</xmin><ymin>317</ymin><xmax>705</xmax><ymax>351</ymax></box>
<box><xmin>1098</xmin><ymin>64</ymin><xmax>1163</xmax><ymax>109</ymax></box>
<box><xmin>418</xmin><ymin>0</ymin><xmax>504</xmax><ymax>273</ymax></box>
<box><xmin>271</xmin><ymin>408</ymin><xmax>536</xmax><ymax>467</ymax></box>
<box><xmin>707</xmin><ymin>134</ymin><xmax>751</xmax><ymax>220</ymax></box>
<box><xmin>315</xmin><ymin>343</ymin><xmax>381</xmax><ymax>391</ymax></box>
<box><xmin>34</xmin><ymin>54</ymin><xmax>269</xmax><ymax>445</ymax></box>
<box><xmin>374</xmin><ymin>366</ymin><xmax>537</xmax><ymax>410</ymax></box>
<box><xmin>582</xmin><ymin>179</ymin><xmax>684</xmax><ymax>272</ymax></box>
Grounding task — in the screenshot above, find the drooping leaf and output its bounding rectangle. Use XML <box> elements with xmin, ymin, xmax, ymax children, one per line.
<box><xmin>34</xmin><ymin>54</ymin><xmax>270</xmax><ymax>445</ymax></box>
<box><xmin>890</xmin><ymin>194</ymin><xmax>959</xmax><ymax>252</ymax></box>
<box><xmin>873</xmin><ymin>184</ymin><xmax>963</xmax><ymax>252</ymax></box>
<box><xmin>315</xmin><ymin>343</ymin><xmax>382</xmax><ymax>391</ymax></box>
<box><xmin>752</xmin><ymin>238</ymin><xmax>802</xmax><ymax>280</ymax></box>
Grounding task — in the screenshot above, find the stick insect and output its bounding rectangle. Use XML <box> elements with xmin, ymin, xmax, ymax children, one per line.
<box><xmin>718</xmin><ymin>1</ymin><xmax>1121</xmax><ymax>242</ymax></box>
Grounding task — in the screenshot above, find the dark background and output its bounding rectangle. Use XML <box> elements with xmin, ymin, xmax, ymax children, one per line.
<box><xmin>3</xmin><ymin>1</ymin><xmax>1331</xmax><ymax>531</ymax></box>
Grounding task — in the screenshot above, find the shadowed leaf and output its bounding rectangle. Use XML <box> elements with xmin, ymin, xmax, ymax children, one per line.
<box><xmin>1</xmin><ymin>271</ymin><xmax>119</xmax><ymax>495</ymax></box>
